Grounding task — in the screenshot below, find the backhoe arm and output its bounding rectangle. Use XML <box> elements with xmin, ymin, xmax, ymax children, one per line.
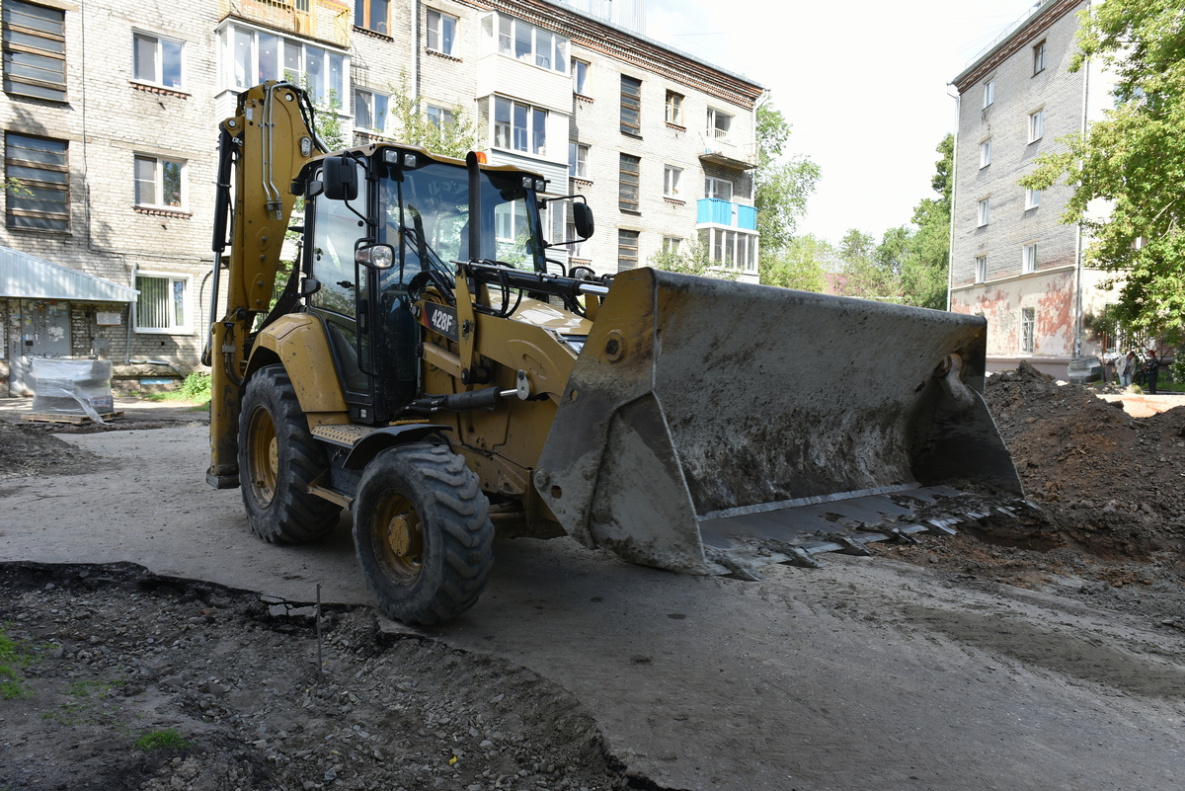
<box><xmin>206</xmin><ymin>82</ymin><xmax>320</xmax><ymax>488</ymax></box>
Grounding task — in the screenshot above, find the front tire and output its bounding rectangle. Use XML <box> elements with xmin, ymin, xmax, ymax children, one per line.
<box><xmin>238</xmin><ymin>364</ymin><xmax>341</xmax><ymax>543</ymax></box>
<box><xmin>353</xmin><ymin>442</ymin><xmax>494</xmax><ymax>625</ymax></box>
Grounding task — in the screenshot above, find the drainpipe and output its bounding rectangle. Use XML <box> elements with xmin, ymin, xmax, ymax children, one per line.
<box><xmin>411</xmin><ymin>1</ymin><xmax>419</xmax><ymax>104</ymax></box>
<box><xmin>1073</xmin><ymin>46</ymin><xmax>1092</xmax><ymax>360</ymax></box>
<box><xmin>945</xmin><ymin>85</ymin><xmax>961</xmax><ymax>313</ymax></box>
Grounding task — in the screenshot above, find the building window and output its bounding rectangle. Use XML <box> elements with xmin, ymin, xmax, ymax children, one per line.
<box><xmin>426</xmin><ymin>104</ymin><xmax>455</xmax><ymax>130</ymax></box>
<box><xmin>1020</xmin><ymin>307</ymin><xmax>1035</xmax><ymax>354</ymax></box>
<box><xmin>136</xmin><ymin>273</ymin><xmax>190</xmax><ymax>333</ymax></box>
<box><xmin>354</xmin><ymin>88</ymin><xmax>390</xmax><ymax>134</ymax></box>
<box><xmin>355</xmin><ymin>0</ymin><xmax>389</xmax><ymax>35</ymax></box>
<box><xmin>427</xmin><ymin>9</ymin><xmax>457</xmax><ymax>56</ymax></box>
<box><xmin>1022</xmin><ymin>243</ymin><xmax>1037</xmax><ymax>274</ymax></box>
<box><xmin>707</xmin><ymin>107</ymin><xmax>732</xmax><ymax>140</ymax></box>
<box><xmin>568</xmin><ymin>142</ymin><xmax>589</xmax><ymax>179</ymax></box>
<box><xmin>979</xmin><ymin>139</ymin><xmax>991</xmax><ymax>168</ymax></box>
<box><xmin>4</xmin><ymin>132</ymin><xmax>68</xmax><ymax>231</ymax></box>
<box><xmin>705</xmin><ymin>176</ymin><xmax>733</xmax><ymax>201</ymax></box>
<box><xmin>619</xmin><ymin>153</ymin><xmax>640</xmax><ymax>212</ymax></box>
<box><xmin>618</xmin><ymin>229</ymin><xmax>639</xmax><ymax>271</ymax></box>
<box><xmin>620</xmin><ymin>75</ymin><xmax>641</xmax><ymax>135</ymax></box>
<box><xmin>702</xmin><ymin>227</ymin><xmax>757</xmax><ymax>273</ymax></box>
<box><xmin>975</xmin><ymin>256</ymin><xmax>986</xmax><ymax>283</ymax></box>
<box><xmin>665</xmin><ymin>90</ymin><xmax>684</xmax><ymax>126</ymax></box>
<box><xmin>1033</xmin><ymin>40</ymin><xmax>1046</xmax><ymax>75</ymax></box>
<box><xmin>663</xmin><ymin>165</ymin><xmax>682</xmax><ymax>199</ymax></box>
<box><xmin>493</xmin><ymin>96</ymin><xmax>546</xmax><ymax>155</ymax></box>
<box><xmin>227</xmin><ymin>24</ymin><xmax>346</xmax><ymax>108</ymax></box>
<box><xmin>1025</xmin><ymin>187</ymin><xmax>1041</xmax><ymax>210</ymax></box>
<box><xmin>572</xmin><ymin>58</ymin><xmax>589</xmax><ymax>95</ymax></box>
<box><xmin>2</xmin><ymin>0</ymin><xmax>66</xmax><ymax>102</ymax></box>
<box><xmin>134</xmin><ymin>155</ymin><xmax>184</xmax><ymax>209</ymax></box>
<box><xmin>983</xmin><ymin>79</ymin><xmax>995</xmax><ymax>108</ymax></box>
<box><xmin>977</xmin><ymin>198</ymin><xmax>990</xmax><ymax>227</ymax></box>
<box><xmin>1028</xmin><ymin>109</ymin><xmax>1044</xmax><ymax>142</ymax></box>
<box><xmin>663</xmin><ymin>236</ymin><xmax>682</xmax><ymax>254</ymax></box>
<box><xmin>495</xmin><ymin>15</ymin><xmax>567</xmax><ymax>74</ymax></box>
<box><xmin>133</xmin><ymin>32</ymin><xmax>183</xmax><ymax>90</ymax></box>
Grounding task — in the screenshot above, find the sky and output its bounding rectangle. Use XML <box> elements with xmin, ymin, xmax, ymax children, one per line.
<box><xmin>644</xmin><ymin>0</ymin><xmax>1046</xmax><ymax>245</ymax></box>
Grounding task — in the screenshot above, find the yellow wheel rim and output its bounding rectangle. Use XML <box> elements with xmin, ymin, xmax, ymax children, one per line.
<box><xmin>247</xmin><ymin>407</ymin><xmax>278</xmax><ymax>506</ymax></box>
<box><xmin>373</xmin><ymin>494</ymin><xmax>423</xmax><ymax>584</ymax></box>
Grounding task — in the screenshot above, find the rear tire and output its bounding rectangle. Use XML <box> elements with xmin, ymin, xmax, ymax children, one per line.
<box><xmin>239</xmin><ymin>364</ymin><xmax>341</xmax><ymax>543</ymax></box>
<box><xmin>353</xmin><ymin>442</ymin><xmax>494</xmax><ymax>625</ymax></box>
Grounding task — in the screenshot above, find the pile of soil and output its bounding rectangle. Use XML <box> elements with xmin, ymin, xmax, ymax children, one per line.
<box><xmin>0</xmin><ymin>563</ymin><xmax>630</xmax><ymax>791</ymax></box>
<box><xmin>0</xmin><ymin>420</ymin><xmax>101</xmax><ymax>480</ymax></box>
<box><xmin>880</xmin><ymin>362</ymin><xmax>1185</xmax><ymax>623</ymax></box>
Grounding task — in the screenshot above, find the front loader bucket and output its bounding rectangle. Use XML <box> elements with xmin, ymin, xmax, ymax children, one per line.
<box><xmin>535</xmin><ymin>268</ymin><xmax>1023</xmax><ymax>576</ymax></box>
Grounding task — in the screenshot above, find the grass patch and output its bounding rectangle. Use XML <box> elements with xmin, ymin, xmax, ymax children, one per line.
<box><xmin>135</xmin><ymin>728</ymin><xmax>190</xmax><ymax>751</ymax></box>
<box><xmin>0</xmin><ymin>627</ymin><xmax>42</xmax><ymax>700</ymax></box>
<box><xmin>143</xmin><ymin>372</ymin><xmax>211</xmax><ymax>404</ymax></box>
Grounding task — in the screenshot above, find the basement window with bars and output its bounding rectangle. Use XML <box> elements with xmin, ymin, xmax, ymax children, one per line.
<box><xmin>135</xmin><ymin>273</ymin><xmax>191</xmax><ymax>333</ymax></box>
<box><xmin>1020</xmin><ymin>307</ymin><xmax>1036</xmax><ymax>354</ymax></box>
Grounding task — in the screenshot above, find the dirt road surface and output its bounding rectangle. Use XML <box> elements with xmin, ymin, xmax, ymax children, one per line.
<box><xmin>1</xmin><ymin>383</ymin><xmax>1184</xmax><ymax>790</ymax></box>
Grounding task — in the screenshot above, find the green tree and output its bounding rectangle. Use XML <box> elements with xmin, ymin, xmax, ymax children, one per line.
<box><xmin>873</xmin><ymin>134</ymin><xmax>953</xmax><ymax>310</ymax></box>
<box><xmin>388</xmin><ymin>77</ymin><xmax>477</xmax><ymax>158</ymax></box>
<box><xmin>754</xmin><ymin>101</ymin><xmax>821</xmax><ymax>265</ymax></box>
<box><xmin>1021</xmin><ymin>0</ymin><xmax>1185</xmax><ymax>343</ymax></box>
<box><xmin>834</xmin><ymin>229</ymin><xmax>900</xmax><ymax>300</ymax></box>
<box><xmin>647</xmin><ymin>240</ymin><xmax>737</xmax><ymax>280</ymax></box>
<box><xmin>760</xmin><ymin>233</ymin><xmax>833</xmax><ymax>292</ymax></box>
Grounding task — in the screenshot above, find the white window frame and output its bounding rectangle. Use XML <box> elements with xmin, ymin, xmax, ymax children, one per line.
<box><xmin>493</xmin><ymin>96</ymin><xmax>547</xmax><ymax>156</ymax></box>
<box><xmin>426</xmin><ymin>8</ymin><xmax>458</xmax><ymax>57</ymax></box>
<box><xmin>1028</xmin><ymin>109</ymin><xmax>1044</xmax><ymax>142</ymax></box>
<box><xmin>665</xmin><ymin>91</ymin><xmax>684</xmax><ymax>126</ymax></box>
<box><xmin>703</xmin><ymin>227</ymin><xmax>757</xmax><ymax>273</ymax></box>
<box><xmin>133</xmin><ymin>30</ymin><xmax>184</xmax><ymax>90</ymax></box>
<box><xmin>1025</xmin><ymin>187</ymin><xmax>1041</xmax><ymax>210</ymax></box>
<box><xmin>1022</xmin><ymin>243</ymin><xmax>1037</xmax><ymax>274</ymax></box>
<box><xmin>705</xmin><ymin>176</ymin><xmax>733</xmax><ymax>202</ymax></box>
<box><xmin>979</xmin><ymin>138</ymin><xmax>991</xmax><ymax>168</ymax></box>
<box><xmin>134</xmin><ymin>154</ymin><xmax>185</xmax><ymax>210</ymax></box>
<box><xmin>977</xmin><ymin>198</ymin><xmax>990</xmax><ymax>227</ymax></box>
<box><xmin>1020</xmin><ymin>307</ymin><xmax>1036</xmax><ymax>354</ymax></box>
<box><xmin>494</xmin><ymin>14</ymin><xmax>568</xmax><ymax>75</ymax></box>
<box><xmin>706</xmin><ymin>107</ymin><xmax>732</xmax><ymax>140</ymax></box>
<box><xmin>983</xmin><ymin>79</ymin><xmax>995</xmax><ymax>108</ymax></box>
<box><xmin>569</xmin><ymin>142</ymin><xmax>589</xmax><ymax>179</ymax></box>
<box><xmin>663</xmin><ymin>165</ymin><xmax>682</xmax><ymax>199</ymax></box>
<box><xmin>354</xmin><ymin>88</ymin><xmax>391</xmax><ymax>135</ymax></box>
<box><xmin>663</xmin><ymin>236</ymin><xmax>682</xmax><ymax>255</ymax></box>
<box><xmin>134</xmin><ymin>271</ymin><xmax>193</xmax><ymax>334</ymax></box>
<box><xmin>975</xmin><ymin>256</ymin><xmax>986</xmax><ymax>284</ymax></box>
<box><xmin>572</xmin><ymin>58</ymin><xmax>590</xmax><ymax>95</ymax></box>
<box><xmin>225</xmin><ymin>22</ymin><xmax>348</xmax><ymax>111</ymax></box>
<box><xmin>426</xmin><ymin>104</ymin><xmax>456</xmax><ymax>130</ymax></box>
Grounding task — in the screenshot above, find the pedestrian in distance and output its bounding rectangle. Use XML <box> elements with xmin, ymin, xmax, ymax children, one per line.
<box><xmin>1120</xmin><ymin>350</ymin><xmax>1137</xmax><ymax>387</ymax></box>
<box><xmin>1143</xmin><ymin>349</ymin><xmax>1160</xmax><ymax>394</ymax></box>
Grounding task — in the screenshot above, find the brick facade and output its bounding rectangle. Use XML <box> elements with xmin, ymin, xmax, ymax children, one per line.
<box><xmin>949</xmin><ymin>0</ymin><xmax>1115</xmax><ymax>376</ymax></box>
<box><xmin>1</xmin><ymin>0</ymin><xmax>760</xmax><ymax>393</ymax></box>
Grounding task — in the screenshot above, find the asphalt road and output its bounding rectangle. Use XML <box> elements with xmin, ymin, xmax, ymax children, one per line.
<box><xmin>2</xmin><ymin>418</ymin><xmax>1184</xmax><ymax>790</ymax></box>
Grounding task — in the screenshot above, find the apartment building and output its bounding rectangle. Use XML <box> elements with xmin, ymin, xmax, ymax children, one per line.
<box><xmin>948</xmin><ymin>0</ymin><xmax>1115</xmax><ymax>377</ymax></box>
<box><xmin>0</xmin><ymin>0</ymin><xmax>760</xmax><ymax>394</ymax></box>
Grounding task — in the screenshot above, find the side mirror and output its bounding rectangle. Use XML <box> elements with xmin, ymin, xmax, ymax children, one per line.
<box><xmin>299</xmin><ymin>277</ymin><xmax>322</xmax><ymax>297</ymax></box>
<box><xmin>323</xmin><ymin>157</ymin><xmax>358</xmax><ymax>201</ymax></box>
<box><xmin>356</xmin><ymin>243</ymin><xmax>396</xmax><ymax>271</ymax></box>
<box><xmin>573</xmin><ymin>202</ymin><xmax>594</xmax><ymax>239</ymax></box>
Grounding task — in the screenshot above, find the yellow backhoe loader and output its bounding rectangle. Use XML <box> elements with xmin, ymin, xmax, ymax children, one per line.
<box><xmin>206</xmin><ymin>82</ymin><xmax>1025</xmax><ymax>625</ymax></box>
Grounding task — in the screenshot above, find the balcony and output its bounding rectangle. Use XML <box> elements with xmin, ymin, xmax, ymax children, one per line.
<box><xmin>219</xmin><ymin>0</ymin><xmax>350</xmax><ymax>48</ymax></box>
<box><xmin>697</xmin><ymin>198</ymin><xmax>757</xmax><ymax>231</ymax></box>
<box><xmin>699</xmin><ymin>129</ymin><xmax>756</xmax><ymax>171</ymax></box>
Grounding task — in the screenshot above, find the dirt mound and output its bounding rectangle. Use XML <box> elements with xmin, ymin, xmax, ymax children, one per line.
<box><xmin>0</xmin><ymin>562</ymin><xmax>631</xmax><ymax>791</ymax></box>
<box><xmin>984</xmin><ymin>361</ymin><xmax>1185</xmax><ymax>559</ymax></box>
<box><xmin>0</xmin><ymin>420</ymin><xmax>102</xmax><ymax>480</ymax></box>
